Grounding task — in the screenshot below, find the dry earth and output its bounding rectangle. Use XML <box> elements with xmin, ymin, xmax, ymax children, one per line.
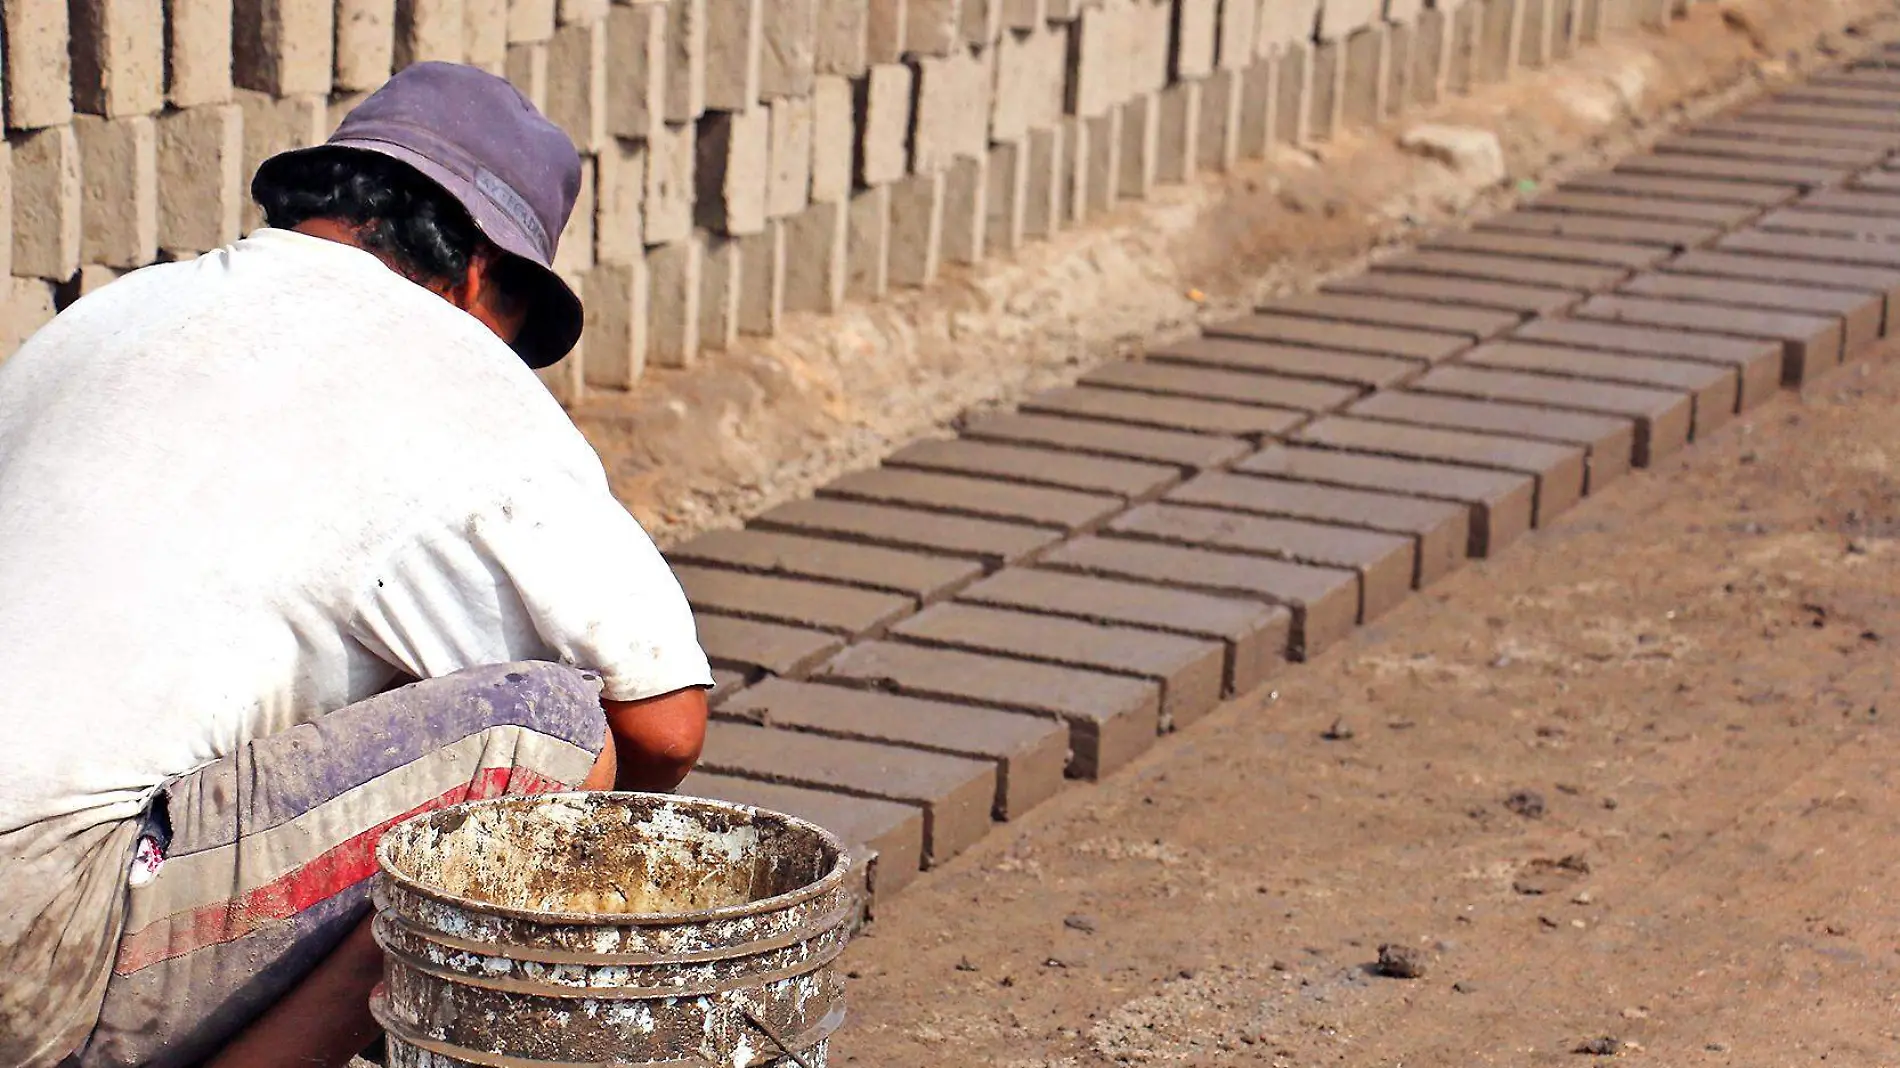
<box><xmin>829</xmin><ymin>344</ymin><xmax>1900</xmax><ymax>1065</ymax></box>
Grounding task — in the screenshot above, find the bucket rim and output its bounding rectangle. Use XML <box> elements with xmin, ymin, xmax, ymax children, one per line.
<box><xmin>374</xmin><ymin>791</ymin><xmax>855</xmax><ymax>927</ymax></box>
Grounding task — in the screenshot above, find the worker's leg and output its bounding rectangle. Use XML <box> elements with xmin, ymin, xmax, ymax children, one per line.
<box><xmin>70</xmin><ymin>661</ymin><xmax>611</xmax><ymax>1068</ymax></box>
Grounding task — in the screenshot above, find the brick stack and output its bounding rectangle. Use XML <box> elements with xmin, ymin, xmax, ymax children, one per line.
<box><xmin>1</xmin><ymin>0</ymin><xmax>1684</xmax><ymax>395</ymax></box>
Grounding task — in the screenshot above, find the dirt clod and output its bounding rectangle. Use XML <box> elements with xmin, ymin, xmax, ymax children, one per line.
<box><xmin>1374</xmin><ymin>944</ymin><xmax>1427</xmax><ymax>979</ymax></box>
<box><xmin>1504</xmin><ymin>790</ymin><xmax>1548</xmax><ymax>819</ymax></box>
<box><xmin>1063</xmin><ymin>914</ymin><xmax>1097</xmax><ymax>934</ymax></box>
<box><xmin>1575</xmin><ymin>1036</ymin><xmax>1623</xmax><ymax>1056</ymax></box>
<box><xmin>1322</xmin><ymin>718</ymin><xmax>1356</xmax><ymax>741</ymax></box>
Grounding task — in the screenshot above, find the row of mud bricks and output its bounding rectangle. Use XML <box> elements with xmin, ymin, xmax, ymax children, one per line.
<box><xmin>0</xmin><ymin>0</ymin><xmax>1693</xmax><ymax>386</ymax></box>
<box><xmin>676</xmin><ymin>42</ymin><xmax>1900</xmax><ymax>916</ymax></box>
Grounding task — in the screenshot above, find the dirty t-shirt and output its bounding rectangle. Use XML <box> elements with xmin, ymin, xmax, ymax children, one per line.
<box><xmin>0</xmin><ymin>228</ymin><xmax>713</xmax><ymax>1065</ymax></box>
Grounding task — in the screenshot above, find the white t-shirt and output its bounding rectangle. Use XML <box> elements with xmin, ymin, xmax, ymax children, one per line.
<box><xmin>0</xmin><ymin>228</ymin><xmax>713</xmax><ymax>839</ymax></box>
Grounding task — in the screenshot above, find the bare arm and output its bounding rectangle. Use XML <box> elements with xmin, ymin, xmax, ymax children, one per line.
<box><xmin>604</xmin><ymin>685</ymin><xmax>709</xmax><ymax>792</ymax></box>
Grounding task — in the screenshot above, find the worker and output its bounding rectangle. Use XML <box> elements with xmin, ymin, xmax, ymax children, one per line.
<box><xmin>0</xmin><ymin>63</ymin><xmax>714</xmax><ymax>1068</ymax></box>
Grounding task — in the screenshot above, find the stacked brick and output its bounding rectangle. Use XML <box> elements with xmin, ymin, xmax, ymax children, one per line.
<box><xmin>1</xmin><ymin>0</ymin><xmax>1682</xmax><ymax>392</ymax></box>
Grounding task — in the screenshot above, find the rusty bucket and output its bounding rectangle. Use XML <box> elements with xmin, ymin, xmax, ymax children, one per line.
<box><xmin>369</xmin><ymin>792</ymin><xmax>854</xmax><ymax>1068</ymax></box>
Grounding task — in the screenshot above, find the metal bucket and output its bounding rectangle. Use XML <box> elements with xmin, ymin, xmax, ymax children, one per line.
<box><xmin>369</xmin><ymin>792</ymin><xmax>855</xmax><ymax>1068</ymax></box>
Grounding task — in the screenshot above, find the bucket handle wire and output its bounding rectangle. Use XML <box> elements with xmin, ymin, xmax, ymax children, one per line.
<box><xmin>740</xmin><ymin>1008</ymin><xmax>816</xmax><ymax>1068</ymax></box>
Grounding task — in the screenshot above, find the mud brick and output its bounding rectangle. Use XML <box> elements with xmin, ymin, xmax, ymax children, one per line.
<box><xmin>1348</xmin><ymin>387</ymin><xmax>1634</xmax><ymax>489</ymax></box>
<box><xmin>845</xmin><ymin>183</ymin><xmax>891</xmax><ymax>301</ymax></box>
<box><xmin>1296</xmin><ymin>415</ymin><xmax>1584</xmax><ymax>525</ymax></box>
<box><xmin>645</xmin><ymin>234</ymin><xmax>702</xmax><ymax>367</ymax></box>
<box><xmin>940</xmin><ymin>155</ymin><xmax>986</xmax><ymax>265</ymax></box>
<box><xmin>12</xmin><ymin>127</ymin><xmax>82</xmax><ymax>281</ymax></box>
<box><xmin>1574</xmin><ymin>294</ymin><xmax>1843</xmax><ymax>386</ymax></box>
<box><xmin>888</xmin><ymin>438</ymin><xmax>1178</xmax><ymax>500</ymax></box>
<box><xmin>546</xmin><ymin>18</ymin><xmax>608</xmax><ymax>150</ymax></box>
<box><xmin>674</xmin><ymin>565</ymin><xmax>914</xmax><ymax>638</ymax></box>
<box><xmin>507</xmin><ymin>0</ymin><xmax>556</xmax><ymax>41</ymax></box>
<box><xmin>73</xmin><ymin>118</ymin><xmax>156</xmax><ymax>270</ymax></box>
<box><xmin>710</xmin><ymin>668</ymin><xmax>750</xmax><ymax>706</ymax></box>
<box><xmin>57</xmin><ymin>265</ymin><xmax>127</xmax><ymax>306</ymax></box>
<box><xmin>1409</xmin><ymin>364</ymin><xmax>1691</xmax><ymax>467</ymax></box>
<box><xmin>886</xmin><ymin>170</ymin><xmax>945</xmax><ymax>287</ymax></box>
<box><xmin>807</xmin><ymin>76</ymin><xmax>855</xmax><ymax>204</ymax></box>
<box><xmin>643</xmin><ymin>122</ymin><xmax>696</xmax><ymax>245</ymax></box>
<box><xmin>695</xmin><ymin>108</ymin><xmax>769</xmax><ymax>236</ymax></box>
<box><xmin>703</xmin><ymin>0</ymin><xmax>763</xmax><ymax>110</ymax></box>
<box><xmin>1325</xmin><ymin>272</ymin><xmax>1579</xmax><ymax>316</ymax></box>
<box><xmin>1206</xmin><ymin>313</ymin><xmax>1472</xmax><ymax>363</ymax></box>
<box><xmin>594</xmin><ymin>139</ymin><xmax>646</xmax><ymax>265</ymax></box>
<box><xmin>504</xmin><ymin>40</ymin><xmax>549</xmax><ymax>108</ymax></box>
<box><xmin>759</xmin><ymin>0</ymin><xmax>817</xmax><ymax>99</ymax></box>
<box><xmin>394</xmin><ymin>0</ymin><xmax>468</xmax><ymax>66</ymax></box>
<box><xmin>1252</xmin><ymin>292</ymin><xmax>1521</xmax><ymax>340</ymax></box>
<box><xmin>1856</xmin><ymin>171</ymin><xmax>1900</xmax><ymax>194</ymax></box>
<box><xmin>1650</xmin><ymin>134</ymin><xmax>1883</xmax><ymax>170</ymax></box>
<box><xmin>821</xmin><ymin>467</ymin><xmax>1120</xmax><ymax>532</ymax></box>
<box><xmin>1271</xmin><ymin>40</ymin><xmax>1309</xmax><ymax>145</ymax></box>
<box><xmin>912</xmin><ymin>48</ymin><xmax>991</xmax><ymax>174</ymax></box>
<box><xmin>1236</xmin><ymin>444</ymin><xmax>1534</xmax><ymax>558</ymax></box>
<box><xmin>907</xmin><ymin>0</ymin><xmax>965</xmax><ymax>54</ymax></box>
<box><xmin>1739</xmin><ymin>102</ymin><xmax>1900</xmax><ymax>131</ymax></box>
<box><xmin>703</xmin><ymin>232</ymin><xmax>745</xmax><ymax>341</ymax></box>
<box><xmin>1110</xmin><ymin>502</ymin><xmax>1415</xmax><ymax>622</ymax></box>
<box><xmin>1691</xmin><ymin>119</ymin><xmax>1899</xmax><ymax>150</ymax></box>
<box><xmin>663</xmin><ymin>0</ymin><xmax>708</xmax><ymax>121</ymax></box>
<box><xmin>336</xmin><ymin>0</ymin><xmax>397</xmax><ymax>91</ymax></box>
<box><xmin>1463</xmin><ymin>341</ymin><xmax>1736</xmax><ymax>438</ymax></box>
<box><xmin>1753</xmin><ymin>207</ymin><xmax>1900</xmax><ymax>242</ymax></box>
<box><xmin>684</xmin><ymin>769</ymin><xmax>923</xmax><ymax>900</ymax></box>
<box><xmin>856</xmin><ymin>63</ymin><xmax>914</xmax><ymax>186</ymax></box>
<box><xmin>1479</xmin><ymin>211</ymin><xmax>1721</xmax><ymax>249</ymax></box>
<box><xmin>1020</xmin><ymin>385</ymin><xmax>1306</xmax><ymax>440</ymax></box>
<box><xmin>605</xmin><ymin>3</ymin><xmax>666</xmax><ymax>138</ymax></box>
<box><xmin>1525</xmin><ymin>190</ymin><xmax>1757</xmax><ymax>228</ymax></box>
<box><xmin>985</xmin><ymin>139</ymin><xmax>1028</xmax><ymax>254</ymax></box>
<box><xmin>465</xmin><ymin>0</ymin><xmax>508</xmax><ymax>72</ymax></box>
<box><xmin>1375</xmin><ymin>249</ymin><xmax>1628</xmax><ymax>293</ymax></box>
<box><xmin>991</xmin><ymin>25</ymin><xmax>1067</xmax><ymax>145</ymax></box>
<box><xmin>1235</xmin><ymin>57</ymin><xmax>1275</xmax><ymax>159</ymax></box>
<box><xmin>1774</xmin><ymin>84</ymin><xmax>1900</xmax><ymax>109</ymax></box>
<box><xmin>815</xmin><ymin>0</ymin><xmax>869</xmax><ymax>74</ymax></box>
<box><xmin>0</xmin><ymin>278</ymin><xmax>58</xmax><ymax>358</ymax></box>
<box><xmin>894</xmin><ymin>603</ymin><xmax>1225</xmax><ymax>732</ymax></box>
<box><xmin>1799</xmin><ymin>189</ymin><xmax>1900</xmax><ymax>218</ymax></box>
<box><xmin>579</xmin><ymin>260</ymin><xmax>647</xmax><ymax>387</ymax></box>
<box><xmin>1021</xmin><ymin>124</ymin><xmax>1065</xmax><ymax>238</ymax></box>
<box><xmin>1042</xmin><ymin>535</ymin><xmax>1359</xmax><ymax>661</ymax></box>
<box><xmin>156</xmin><ymin>104</ymin><xmax>243</xmax><ymax>255</ymax></box>
<box><xmin>234</xmin><ymin>0</ymin><xmax>334</xmax><ymax>97</ymax></box>
<box><xmin>696</xmin><ymin>613</ymin><xmax>844</xmax><ymax>677</ymax></box>
<box><xmin>960</xmin><ymin>412</ymin><xmax>1250</xmax><ymax>469</ymax></box>
<box><xmin>1147</xmin><ymin>336</ymin><xmax>1419</xmax><ymax>389</ymax></box>
<box><xmin>1620</xmin><ymin>273</ymin><xmax>1881</xmax><ymax>358</ymax></box>
<box><xmin>551</xmin><ymin>157</ymin><xmax>596</xmax><ymax>278</ymax></box>
<box><xmin>1513</xmin><ymin>318</ymin><xmax>1782</xmax><ymax>411</ymax></box>
<box><xmin>1424</xmin><ymin>229</ymin><xmax>1668</xmax><ymax>269</ymax></box>
<box><xmin>1174</xmin><ymin>0</ymin><xmax>1219</xmax><ymax>79</ymax></box>
<box><xmin>762</xmin><ymin>98</ymin><xmax>813</xmax><ymax>221</ymax></box>
<box><xmin>1195</xmin><ymin>69</ymin><xmax>1243</xmax><ymax>174</ymax></box>
<box><xmin>1058</xmin><ymin>114</ymin><xmax>1089</xmax><ymax>225</ymax></box>
<box><xmin>756</xmin><ymin>498</ymin><xmax>1059</xmax><ymax>564</ymax></box>
<box><xmin>864</xmin><ymin>0</ymin><xmax>905</xmax><ymax>62</ymax></box>
<box><xmin>956</xmin><ymin>568</ymin><xmax>1292</xmax><ymax>698</ymax></box>
<box><xmin>820</xmin><ymin>640</ymin><xmax>1160</xmax><ymax>779</ymax></box>
<box><xmin>70</xmin><ymin>0</ymin><xmax>166</xmax><ymax>118</ymax></box>
<box><xmin>782</xmin><ymin>199</ymin><xmax>848</xmax><ymax>313</ymax></box>
<box><xmin>4</xmin><ymin>3</ymin><xmax>73</xmax><ymax>128</ymax></box>
<box><xmin>1667</xmin><ymin>250</ymin><xmax>1900</xmax><ymax>334</ymax></box>
<box><xmin>672</xmin><ymin>528</ymin><xmax>983</xmax><ymax>602</ymax></box>
<box><xmin>1717</xmin><ymin>229</ymin><xmax>1900</xmax><ymax>271</ymax></box>
<box><xmin>1613</xmin><ymin>153</ymin><xmax>1843</xmax><ymax>190</ymax></box>
<box><xmin>162</xmin><ymin>0</ymin><xmax>233</xmax><ymax>108</ymax></box>
<box><xmin>1069</xmin><ymin>0</ymin><xmax>1125</xmax><ymax>119</ymax></box>
<box><xmin>1167</xmin><ymin>470</ymin><xmax>1468</xmax><ymax>588</ymax></box>
<box><xmin>722</xmin><ymin>680</ymin><xmax>1068</xmax><ymax>820</ymax></box>
<box><xmin>1219</xmin><ymin>0</ymin><xmax>1260</xmax><ymax>70</ymax></box>
<box><xmin>699</xmin><ymin>721</ymin><xmax>996</xmax><ymax>866</ymax></box>
<box><xmin>1084</xmin><ymin>360</ymin><xmax>1361</xmax><ymax>413</ymax></box>
<box><xmin>557</xmin><ymin>0</ymin><xmax>607</xmax><ymax>24</ymax></box>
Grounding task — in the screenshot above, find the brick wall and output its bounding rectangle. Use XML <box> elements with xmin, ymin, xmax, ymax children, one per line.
<box><xmin>0</xmin><ymin>0</ymin><xmax>1686</xmax><ymax>396</ymax></box>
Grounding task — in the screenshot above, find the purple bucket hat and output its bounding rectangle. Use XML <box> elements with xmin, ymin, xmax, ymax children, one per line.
<box><xmin>252</xmin><ymin>62</ymin><xmax>585</xmax><ymax>368</ymax></box>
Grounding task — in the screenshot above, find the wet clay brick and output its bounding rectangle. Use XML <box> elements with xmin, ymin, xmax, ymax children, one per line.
<box><xmin>1084</xmin><ymin>361</ymin><xmax>1361</xmax><ymax>412</ymax></box>
<box><xmin>1777</xmin><ymin>83</ymin><xmax>1900</xmax><ymax>109</ymax></box>
<box><xmin>1166</xmin><ymin>472</ymin><xmax>1469</xmax><ymax>589</ymax></box>
<box><xmin>1650</xmin><ymin>134</ymin><xmax>1883</xmax><ymax>169</ymax></box>
<box><xmin>1408</xmin><ymin>365</ymin><xmax>1692</xmax><ymax>468</ymax></box>
<box><xmin>959</xmin><ymin>412</ymin><xmax>1249</xmax><ymax>470</ymax></box>
<box><xmin>893</xmin><ymin>603</ymin><xmax>1226</xmax><ymax>732</ymax></box>
<box><xmin>699</xmin><ymin>721</ymin><xmax>996</xmax><ymax>866</ymax></box>
<box><xmin>1109</xmin><ymin>503</ymin><xmax>1415</xmax><ymax>622</ymax></box>
<box><xmin>1754</xmin><ymin>208</ymin><xmax>1900</xmax><ymax>242</ymax></box>
<box><xmin>1691</xmin><ymin>119</ymin><xmax>1900</xmax><ymax>150</ymax></box>
<box><xmin>1525</xmin><ymin>190</ymin><xmax>1757</xmax><ymax>228</ymax></box>
<box><xmin>820</xmin><ymin>467</ymin><xmax>1121</xmax><ymax>532</ymax></box>
<box><xmin>1146</xmin><ymin>337</ymin><xmax>1421</xmax><ymax>389</ymax></box>
<box><xmin>696</xmin><ymin>613</ymin><xmax>844</xmax><ymax>677</ymax></box>
<box><xmin>1236</xmin><ymin>445</ymin><xmax>1534</xmax><ymax>559</ymax></box>
<box><xmin>670</xmin><ymin>529</ymin><xmax>982</xmax><ymax>603</ymax></box>
<box><xmin>1041</xmin><ymin>536</ymin><xmax>1360</xmax><ymax>661</ymax></box>
<box><xmin>1325</xmin><ymin>272</ymin><xmax>1581</xmax><ymax>316</ymax></box>
<box><xmin>887</xmin><ymin>438</ymin><xmax>1179</xmax><ymax>501</ymax></box>
<box><xmin>1857</xmin><ymin>171</ymin><xmax>1900</xmax><ymax>194</ymax></box>
<box><xmin>1295</xmin><ymin>416</ymin><xmax>1585</xmax><ymax>526</ymax></box>
<box><xmin>1574</xmin><ymin>294</ymin><xmax>1843</xmax><ymax>386</ymax></box>
<box><xmin>1348</xmin><ymin>390</ymin><xmax>1635</xmax><ymax>490</ymax></box>
<box><xmin>1462</xmin><ymin>341</ymin><xmax>1737</xmax><ymax>438</ymax></box>
<box><xmin>1251</xmin><ymin>293</ymin><xmax>1522</xmax><ymax>340</ymax></box>
<box><xmin>1206</xmin><ymin>314</ymin><xmax>1472</xmax><ymax>363</ymax></box>
<box><xmin>1020</xmin><ymin>386</ymin><xmax>1307</xmax><ymax>439</ymax></box>
<box><xmin>722</xmin><ymin>679</ymin><xmax>1069</xmax><ymax>820</ymax></box>
<box><xmin>673</xmin><ymin>565</ymin><xmax>915</xmax><ymax>638</ymax></box>
<box><xmin>1479</xmin><ymin>211</ymin><xmax>1722</xmax><ymax>249</ymax></box>
<box><xmin>1613</xmin><ymin>153</ymin><xmax>1843</xmax><ymax>189</ymax></box>
<box><xmin>710</xmin><ymin>668</ymin><xmax>750</xmax><ymax>707</ymax></box>
<box><xmin>1620</xmin><ymin>273</ymin><xmax>1881</xmax><ymax>358</ymax></box>
<box><xmin>818</xmin><ymin>641</ymin><xmax>1161</xmax><ymax>780</ymax></box>
<box><xmin>755</xmin><ymin>499</ymin><xmax>1061</xmax><ymax>564</ymax></box>
<box><xmin>684</xmin><ymin>770</ymin><xmax>923</xmax><ymax>901</ymax></box>
<box><xmin>1667</xmin><ymin>250</ymin><xmax>1900</xmax><ymax>335</ymax></box>
<box><xmin>1738</xmin><ymin>102</ymin><xmax>1900</xmax><ymax>130</ymax></box>
<box><xmin>955</xmin><ymin>568</ymin><xmax>1293</xmax><ymax>698</ymax></box>
<box><xmin>1513</xmin><ymin>318</ymin><xmax>1782</xmax><ymax>412</ymax></box>
<box><xmin>1424</xmin><ymin>230</ymin><xmax>1669</xmax><ymax>270</ymax></box>
<box><xmin>1798</xmin><ymin>189</ymin><xmax>1900</xmax><ymax>218</ymax></box>
<box><xmin>1375</xmin><ymin>249</ymin><xmax>1630</xmax><ymax>293</ymax></box>
<box><xmin>1717</xmin><ymin>229</ymin><xmax>1900</xmax><ymax>271</ymax></box>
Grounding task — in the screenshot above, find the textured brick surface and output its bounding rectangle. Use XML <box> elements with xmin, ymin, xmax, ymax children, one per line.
<box><xmin>1042</xmin><ymin>535</ymin><xmax>1361</xmax><ymax>661</ymax></box>
<box><xmin>1574</xmin><ymin>293</ymin><xmax>1843</xmax><ymax>386</ymax></box>
<box><xmin>1561</xmin><ymin>171</ymin><xmax>1798</xmax><ymax>208</ymax></box>
<box><xmin>684</xmin><ymin>769</ymin><xmax>923</xmax><ymax>901</ymax></box>
<box><xmin>1651</xmin><ymin>133</ymin><xmax>1882</xmax><ymax>170</ymax></box>
<box><xmin>5</xmin><ymin>2</ymin><xmax>76</xmax><ymax>128</ymax></box>
<box><xmin>1693</xmin><ymin>119</ymin><xmax>1899</xmax><ymax>150</ymax></box>
<box><xmin>1620</xmin><ymin>272</ymin><xmax>1881</xmax><ymax>357</ymax></box>
<box><xmin>1083</xmin><ymin>360</ymin><xmax>1361</xmax><ymax>412</ymax></box>
<box><xmin>1479</xmin><ymin>211</ymin><xmax>1721</xmax><ymax>249</ymax></box>
<box><xmin>887</xmin><ymin>439</ymin><xmax>1179</xmax><ymax>500</ymax></box>
<box><xmin>1461</xmin><ymin>341</ymin><xmax>1736</xmax><ymax>438</ymax></box>
<box><xmin>755</xmin><ymin>498</ymin><xmax>1060</xmax><ymax>563</ymax></box>
<box><xmin>234</xmin><ymin>0</ymin><xmax>335</xmax><ymax>97</ymax></box>
<box><xmin>1666</xmin><ymin>250</ymin><xmax>1900</xmax><ymax>332</ymax></box>
<box><xmin>1348</xmin><ymin>388</ymin><xmax>1635</xmax><ymax>489</ymax></box>
<box><xmin>671</xmin><ymin>528</ymin><xmax>982</xmax><ymax>602</ymax></box>
<box><xmin>894</xmin><ymin>603</ymin><xmax>1226</xmax><ymax>732</ymax></box>
<box><xmin>1424</xmin><ymin>229</ymin><xmax>1669</xmax><ymax>269</ymax></box>
<box><xmin>75</xmin><ymin>115</ymin><xmax>157</xmax><ymax>269</ymax></box>
<box><xmin>820</xmin><ymin>467</ymin><xmax>1121</xmax><ymax>531</ymax></box>
<box><xmin>70</xmin><ymin>0</ymin><xmax>166</xmax><ymax>118</ymax></box>
<box><xmin>721</xmin><ymin>679</ymin><xmax>1069</xmax><ymax>820</ymax></box>
<box><xmin>1325</xmin><ymin>271</ymin><xmax>1581</xmax><ymax>316</ymax></box>
<box><xmin>819</xmin><ymin>640</ymin><xmax>1162</xmax><ymax>779</ymax></box>
<box><xmin>166</xmin><ymin>0</ymin><xmax>235</xmax><ymax>107</ymax></box>
<box><xmin>1614</xmin><ymin>152</ymin><xmax>1845</xmax><ymax>189</ymax></box>
<box><xmin>1019</xmin><ymin>385</ymin><xmax>1308</xmax><ymax>439</ymax></box>
<box><xmin>697</xmin><ymin>613</ymin><xmax>845</xmax><ymax>677</ymax></box>
<box><xmin>1148</xmin><ymin>336</ymin><xmax>1421</xmax><ymax>389</ymax></box>
<box><xmin>698</xmin><ymin>721</ymin><xmax>997</xmax><ymax>866</ymax></box>
<box><xmin>1237</xmin><ymin>444</ymin><xmax>1534</xmax><ymax>558</ymax></box>
<box><xmin>1718</xmin><ymin>228</ymin><xmax>1900</xmax><ymax>271</ymax></box>
<box><xmin>1376</xmin><ymin>249</ymin><xmax>1630</xmax><ymax>292</ymax></box>
<box><xmin>1409</xmin><ymin>363</ymin><xmax>1693</xmax><ymax>467</ymax></box>
<box><xmin>1295</xmin><ymin>415</ymin><xmax>1586</xmax><ymax>526</ymax></box>
<box><xmin>1513</xmin><ymin>317</ymin><xmax>1783</xmax><ymax>412</ymax></box>
<box><xmin>1206</xmin><ymin>313</ymin><xmax>1472</xmax><ymax>363</ymax></box>
<box><xmin>1526</xmin><ymin>190</ymin><xmax>1758</xmax><ymax>227</ymax></box>
<box><xmin>960</xmin><ymin>412</ymin><xmax>1251</xmax><ymax>469</ymax></box>
<box><xmin>674</xmin><ymin>565</ymin><xmax>915</xmax><ymax>638</ymax></box>
<box><xmin>1253</xmin><ymin>292</ymin><xmax>1523</xmax><ymax>339</ymax></box>
<box><xmin>12</xmin><ymin>126</ymin><xmax>83</xmax><ymax>280</ymax></box>
<box><xmin>956</xmin><ymin>568</ymin><xmax>1293</xmax><ymax>698</ymax></box>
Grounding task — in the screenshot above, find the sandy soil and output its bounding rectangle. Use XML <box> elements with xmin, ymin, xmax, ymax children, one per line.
<box><xmin>828</xmin><ymin>344</ymin><xmax>1900</xmax><ymax>1065</ymax></box>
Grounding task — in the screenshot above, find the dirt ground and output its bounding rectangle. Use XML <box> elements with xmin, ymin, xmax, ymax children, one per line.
<box><xmin>828</xmin><ymin>345</ymin><xmax>1900</xmax><ymax>1065</ymax></box>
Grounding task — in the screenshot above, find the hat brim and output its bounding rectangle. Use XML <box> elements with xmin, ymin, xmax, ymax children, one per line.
<box><xmin>253</xmin><ymin>142</ymin><xmax>583</xmax><ymax>370</ymax></box>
